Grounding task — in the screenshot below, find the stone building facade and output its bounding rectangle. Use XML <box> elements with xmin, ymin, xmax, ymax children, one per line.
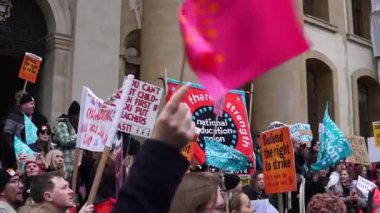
<box><xmin>0</xmin><ymin>0</ymin><xmax>378</xmax><ymax>138</ymax></box>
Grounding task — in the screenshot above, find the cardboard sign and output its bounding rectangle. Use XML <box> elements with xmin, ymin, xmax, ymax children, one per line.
<box><xmin>260</xmin><ymin>126</ymin><xmax>297</xmax><ymax>194</ymax></box>
<box><xmin>106</xmin><ymin>79</ymin><xmax>163</xmax><ymax>138</ymax></box>
<box><xmin>18</xmin><ymin>52</ymin><xmax>42</xmax><ymax>83</ymax></box>
<box><xmin>373</xmin><ymin>121</ymin><xmax>380</xmax><ymax>147</ymax></box>
<box><xmin>357</xmin><ymin>176</ymin><xmax>377</xmax><ymax>199</ymax></box>
<box><xmin>290</xmin><ymin>123</ymin><xmax>313</xmax><ymax>144</ymax></box>
<box><xmin>76</xmin><ymin>87</ymin><xmax>115</xmax><ymax>152</ymax></box>
<box><xmin>368</xmin><ymin>137</ymin><xmax>380</xmax><ymax>163</ymax></box>
<box><xmin>346</xmin><ymin>136</ymin><xmax>370</xmax><ymax>165</ymax></box>
<box><xmin>167</xmin><ymin>79</ymin><xmax>255</xmax><ymax>175</ymax></box>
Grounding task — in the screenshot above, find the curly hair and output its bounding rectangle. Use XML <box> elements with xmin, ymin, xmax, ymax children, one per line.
<box><xmin>307</xmin><ymin>193</ymin><xmax>346</xmax><ymax>213</ymax></box>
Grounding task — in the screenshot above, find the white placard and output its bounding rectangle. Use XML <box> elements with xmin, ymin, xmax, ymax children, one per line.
<box><xmin>368</xmin><ymin>137</ymin><xmax>380</xmax><ymax>163</ymax></box>
<box><xmin>357</xmin><ymin>176</ymin><xmax>377</xmax><ymax>199</ymax></box>
<box><xmin>105</xmin><ymin>79</ymin><xmax>163</xmax><ymax>138</ymax></box>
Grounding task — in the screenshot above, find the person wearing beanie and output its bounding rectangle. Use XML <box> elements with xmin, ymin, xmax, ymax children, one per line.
<box><xmin>1</xmin><ymin>92</ymin><xmax>38</xmax><ymax>169</ymax></box>
<box><xmin>52</xmin><ymin>100</ymin><xmax>80</xmax><ymax>182</ymax></box>
<box><xmin>0</xmin><ymin>168</ymin><xmax>24</xmax><ymax>213</ymax></box>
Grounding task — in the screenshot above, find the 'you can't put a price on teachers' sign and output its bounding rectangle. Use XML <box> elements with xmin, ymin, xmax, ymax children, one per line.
<box><xmin>106</xmin><ymin>79</ymin><xmax>163</xmax><ymax>138</ymax></box>
<box><xmin>260</xmin><ymin>126</ymin><xmax>296</xmax><ymax>194</ymax></box>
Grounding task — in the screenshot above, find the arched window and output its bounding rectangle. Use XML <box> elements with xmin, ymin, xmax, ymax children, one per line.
<box><xmin>303</xmin><ymin>0</ymin><xmax>329</xmax><ymax>22</ymax></box>
<box><xmin>306</xmin><ymin>59</ymin><xmax>335</xmax><ymax>139</ymax></box>
<box><xmin>358</xmin><ymin>81</ymin><xmax>370</xmax><ymax>137</ymax></box>
<box><xmin>352</xmin><ymin>0</ymin><xmax>371</xmax><ymax>39</ymax></box>
<box><xmin>357</xmin><ymin>76</ymin><xmax>380</xmax><ymax>137</ymax></box>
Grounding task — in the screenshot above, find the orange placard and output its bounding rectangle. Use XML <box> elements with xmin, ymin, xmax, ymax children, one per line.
<box><xmin>260</xmin><ymin>126</ymin><xmax>297</xmax><ymax>194</ymax></box>
<box><xmin>18</xmin><ymin>52</ymin><xmax>42</xmax><ymax>83</ymax></box>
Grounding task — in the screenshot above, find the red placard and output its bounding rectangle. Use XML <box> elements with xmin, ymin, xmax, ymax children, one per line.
<box><xmin>167</xmin><ymin>79</ymin><xmax>255</xmax><ymax>174</ymax></box>
<box><xmin>18</xmin><ymin>52</ymin><xmax>42</xmax><ymax>83</ymax></box>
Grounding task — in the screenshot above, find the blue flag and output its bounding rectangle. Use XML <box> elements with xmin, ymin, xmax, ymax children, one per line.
<box><xmin>24</xmin><ymin>114</ymin><xmax>38</xmax><ymax>145</ymax></box>
<box><xmin>311</xmin><ymin>107</ymin><xmax>352</xmax><ymax>171</ymax></box>
<box><xmin>205</xmin><ymin>139</ymin><xmax>248</xmax><ymax>172</ymax></box>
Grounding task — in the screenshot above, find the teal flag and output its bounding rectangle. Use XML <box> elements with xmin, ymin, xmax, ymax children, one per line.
<box><xmin>311</xmin><ymin>107</ymin><xmax>352</xmax><ymax>171</ymax></box>
<box><xmin>14</xmin><ymin>136</ymin><xmax>36</xmax><ymax>172</ymax></box>
<box><xmin>24</xmin><ymin>114</ymin><xmax>38</xmax><ymax>145</ymax></box>
<box><xmin>205</xmin><ymin>139</ymin><xmax>248</xmax><ymax>172</ymax></box>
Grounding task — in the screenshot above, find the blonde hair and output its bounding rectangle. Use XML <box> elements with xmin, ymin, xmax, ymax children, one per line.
<box><xmin>17</xmin><ymin>204</ymin><xmax>54</xmax><ymax>213</ymax></box>
<box><xmin>44</xmin><ymin>149</ymin><xmax>66</xmax><ymax>176</ymax></box>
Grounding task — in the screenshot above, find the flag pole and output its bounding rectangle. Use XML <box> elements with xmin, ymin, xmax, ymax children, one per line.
<box><xmin>179</xmin><ymin>51</ymin><xmax>186</xmax><ymax>85</ymax></box>
<box><xmin>22</xmin><ymin>81</ymin><xmax>28</xmax><ymax>93</ymax></box>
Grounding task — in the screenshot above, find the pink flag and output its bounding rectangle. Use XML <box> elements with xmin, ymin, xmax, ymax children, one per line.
<box><xmin>179</xmin><ymin>0</ymin><xmax>310</xmax><ymax>98</ymax></box>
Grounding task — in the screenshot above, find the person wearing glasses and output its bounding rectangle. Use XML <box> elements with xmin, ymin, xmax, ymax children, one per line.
<box><xmin>29</xmin><ymin>124</ymin><xmax>54</xmax><ymax>157</ymax></box>
<box><xmin>0</xmin><ymin>168</ymin><xmax>24</xmax><ymax>213</ymax></box>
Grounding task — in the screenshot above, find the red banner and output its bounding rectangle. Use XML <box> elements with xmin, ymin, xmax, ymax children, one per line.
<box><xmin>167</xmin><ymin>79</ymin><xmax>255</xmax><ymax>174</ymax></box>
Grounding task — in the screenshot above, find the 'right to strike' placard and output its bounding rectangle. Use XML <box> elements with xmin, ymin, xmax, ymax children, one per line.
<box><xmin>260</xmin><ymin>126</ymin><xmax>297</xmax><ymax>194</ymax></box>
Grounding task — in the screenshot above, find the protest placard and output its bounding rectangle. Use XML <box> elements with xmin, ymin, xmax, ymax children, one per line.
<box><xmin>368</xmin><ymin>137</ymin><xmax>380</xmax><ymax>163</ymax></box>
<box><xmin>106</xmin><ymin>79</ymin><xmax>163</xmax><ymax>138</ymax></box>
<box><xmin>357</xmin><ymin>176</ymin><xmax>377</xmax><ymax>198</ymax></box>
<box><xmin>76</xmin><ymin>87</ymin><xmax>116</xmax><ymax>152</ymax></box>
<box><xmin>239</xmin><ymin>175</ymin><xmax>250</xmax><ymax>187</ymax></box>
<box><xmin>250</xmin><ymin>199</ymin><xmax>279</xmax><ymax>213</ymax></box>
<box><xmin>346</xmin><ymin>136</ymin><xmax>370</xmax><ymax>165</ymax></box>
<box><xmin>373</xmin><ymin>121</ymin><xmax>380</xmax><ymax>147</ymax></box>
<box><xmin>167</xmin><ymin>79</ymin><xmax>255</xmax><ymax>175</ymax></box>
<box><xmin>18</xmin><ymin>52</ymin><xmax>42</xmax><ymax>84</ymax></box>
<box><xmin>289</xmin><ymin>123</ymin><xmax>313</xmax><ymax>144</ymax></box>
<box><xmin>260</xmin><ymin>126</ymin><xmax>296</xmax><ymax>194</ymax></box>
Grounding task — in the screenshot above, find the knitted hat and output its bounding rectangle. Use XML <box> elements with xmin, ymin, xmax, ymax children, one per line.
<box><xmin>68</xmin><ymin>101</ymin><xmax>80</xmax><ymax>115</ymax></box>
<box><xmin>19</xmin><ymin>93</ymin><xmax>35</xmax><ymax>105</ymax></box>
<box><xmin>224</xmin><ymin>173</ymin><xmax>241</xmax><ymax>191</ymax></box>
<box><xmin>0</xmin><ymin>168</ymin><xmax>17</xmax><ymax>192</ymax></box>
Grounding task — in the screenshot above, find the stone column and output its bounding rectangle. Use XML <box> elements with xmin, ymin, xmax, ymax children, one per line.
<box><xmin>140</xmin><ymin>0</ymin><xmax>197</xmax><ymax>86</ymax></box>
<box><xmin>39</xmin><ymin>33</ymin><xmax>73</xmax><ymax>124</ymax></box>
<box><xmin>71</xmin><ymin>0</ymin><xmax>122</xmax><ymax>100</ymax></box>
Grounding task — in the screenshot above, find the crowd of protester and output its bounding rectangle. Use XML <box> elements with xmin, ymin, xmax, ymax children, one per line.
<box><xmin>0</xmin><ymin>87</ymin><xmax>379</xmax><ymax>213</ymax></box>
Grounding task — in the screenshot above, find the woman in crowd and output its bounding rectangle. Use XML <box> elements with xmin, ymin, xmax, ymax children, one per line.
<box><xmin>44</xmin><ymin>149</ymin><xmax>66</xmax><ymax>178</ymax></box>
<box><xmin>327</xmin><ymin>168</ymin><xmax>365</xmax><ymax>212</ymax></box>
<box><xmin>28</xmin><ymin>124</ymin><xmax>54</xmax><ymax>157</ymax></box>
<box><xmin>169</xmin><ymin>172</ymin><xmax>225</xmax><ymax>212</ymax></box>
<box><xmin>229</xmin><ymin>192</ymin><xmax>255</xmax><ymax>213</ymax></box>
<box><xmin>242</xmin><ymin>171</ymin><xmax>268</xmax><ymax>201</ymax></box>
<box><xmin>353</xmin><ymin>164</ymin><xmax>368</xmax><ymax>180</ymax></box>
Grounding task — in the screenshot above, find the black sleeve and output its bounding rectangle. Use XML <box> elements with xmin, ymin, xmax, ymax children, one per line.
<box><xmin>112</xmin><ymin>139</ymin><xmax>189</xmax><ymax>213</ymax></box>
<box><xmin>367</xmin><ymin>189</ymin><xmax>374</xmax><ymax>213</ymax></box>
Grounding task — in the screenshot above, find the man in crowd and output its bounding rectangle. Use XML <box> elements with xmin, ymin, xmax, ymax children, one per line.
<box><xmin>30</xmin><ymin>171</ymin><xmax>94</xmax><ymax>213</ymax></box>
<box><xmin>29</xmin><ymin>171</ymin><xmax>75</xmax><ymax>213</ymax></box>
<box><xmin>1</xmin><ymin>93</ymin><xmax>36</xmax><ymax>169</ymax></box>
<box><xmin>0</xmin><ymin>168</ymin><xmax>24</xmax><ymax>213</ymax></box>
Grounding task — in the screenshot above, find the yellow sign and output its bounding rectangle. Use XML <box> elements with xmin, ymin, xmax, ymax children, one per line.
<box><xmin>373</xmin><ymin>122</ymin><xmax>380</xmax><ymax>148</ymax></box>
